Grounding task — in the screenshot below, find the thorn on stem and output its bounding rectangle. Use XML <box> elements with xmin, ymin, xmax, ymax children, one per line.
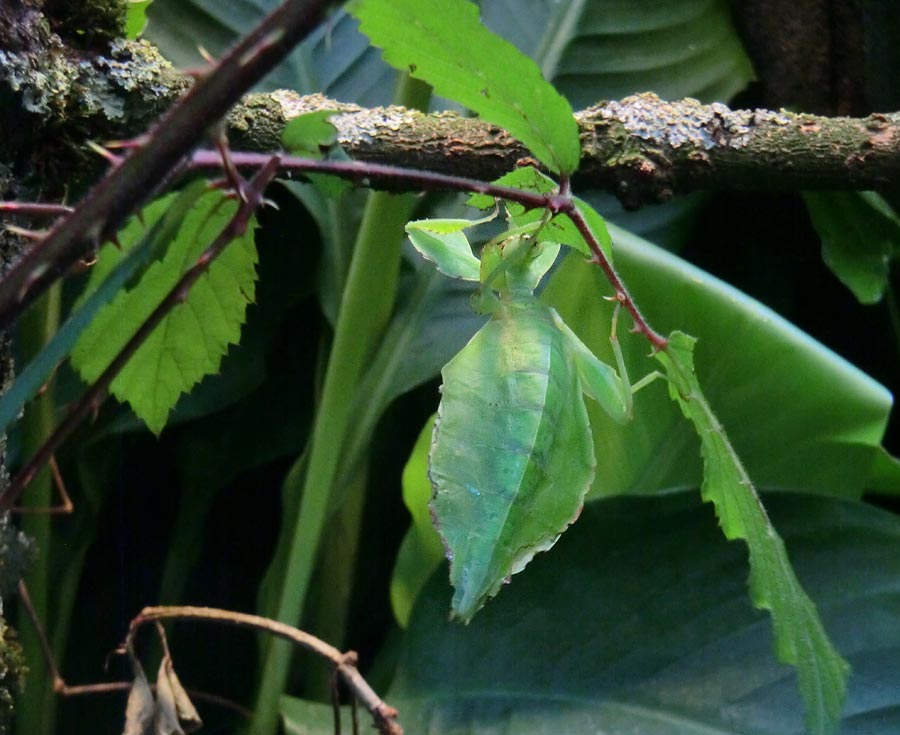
<box><xmin>85</xmin><ymin>141</ymin><xmax>123</xmax><ymax>167</ymax></box>
<box><xmin>104</xmin><ymin>135</ymin><xmax>150</xmax><ymax>150</ymax></box>
<box><xmin>5</xmin><ymin>224</ymin><xmax>47</xmax><ymax>241</ymax></box>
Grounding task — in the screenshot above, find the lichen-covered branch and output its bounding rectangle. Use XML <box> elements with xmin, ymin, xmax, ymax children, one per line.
<box><xmin>4</xmin><ymin>12</ymin><xmax>900</xmax><ymax>210</ymax></box>
<box><xmin>257</xmin><ymin>92</ymin><xmax>900</xmax><ymax>209</ymax></box>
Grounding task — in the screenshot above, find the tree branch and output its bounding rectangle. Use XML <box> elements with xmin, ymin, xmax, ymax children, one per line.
<box><xmin>253</xmin><ymin>92</ymin><xmax>900</xmax><ymax>208</ymax></box>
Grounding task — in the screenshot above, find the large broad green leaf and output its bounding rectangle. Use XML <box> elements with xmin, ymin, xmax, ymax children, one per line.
<box><xmin>657</xmin><ymin>334</ymin><xmax>848</xmax><ymax>734</ymax></box>
<box><xmin>551</xmin><ymin>0</ymin><xmax>753</xmax><ymax>106</ymax></box>
<box><xmin>802</xmin><ymin>191</ymin><xmax>900</xmax><ymax>305</ymax></box>
<box><xmin>288</xmin><ymin>493</ymin><xmax>900</xmax><ymax>735</ymax></box>
<box><xmin>146</xmin><ymin>3</ymin><xmax>397</xmax><ymax>105</ymax></box>
<box><xmin>541</xmin><ymin>223</ymin><xmax>895</xmax><ymax>499</ymax></box>
<box><xmin>478</xmin><ymin>0</ymin><xmax>753</xmax><ymax>105</ymax></box>
<box><xmin>70</xmin><ymin>189</ymin><xmax>259</xmax><ymax>434</ymax></box>
<box><xmin>351</xmin><ymin>0</ymin><xmax>581</xmax><ymax>174</ymax></box>
<box><xmin>390</xmin><ymin>415</ymin><xmax>444</xmax><ymax>628</ymax></box>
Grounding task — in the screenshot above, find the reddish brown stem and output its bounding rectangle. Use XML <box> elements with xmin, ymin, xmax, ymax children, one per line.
<box><xmin>11</xmin><ymin>455</ymin><xmax>73</xmax><ymax>515</ymax></box>
<box><xmin>0</xmin><ymin>203</ymin><xmax>73</xmax><ymax>217</ymax></box>
<box><xmin>562</xmin><ymin>204</ymin><xmax>668</xmax><ymax>350</ymax></box>
<box><xmin>195</xmin><ymin>149</ymin><xmax>667</xmax><ymax>348</ymax></box>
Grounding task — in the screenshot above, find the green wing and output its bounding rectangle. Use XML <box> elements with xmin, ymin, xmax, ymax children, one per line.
<box><xmin>429</xmin><ymin>299</ymin><xmax>595</xmax><ymax>621</ymax></box>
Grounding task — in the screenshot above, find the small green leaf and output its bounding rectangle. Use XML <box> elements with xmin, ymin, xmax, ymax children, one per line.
<box><xmin>544</xmin><ymin>198</ymin><xmax>612</xmax><ymax>259</ymax></box>
<box><xmin>71</xmin><ymin>189</ymin><xmax>259</xmax><ymax>434</ymax></box>
<box><xmin>125</xmin><ymin>0</ymin><xmax>153</xmax><ymax>39</ymax></box>
<box><xmin>803</xmin><ymin>191</ymin><xmax>899</xmax><ymax>304</ymax></box>
<box><xmin>352</xmin><ymin>0</ymin><xmax>581</xmax><ymax>174</ymax></box>
<box><xmin>656</xmin><ymin>333</ymin><xmax>849</xmax><ymax>735</ymax></box>
<box><xmin>406</xmin><ymin>221</ymin><xmax>481</xmax><ymax>281</ymax></box>
<box><xmin>281</xmin><ymin>110</ymin><xmax>340</xmax><ymax>158</ymax></box>
<box><xmin>467</xmin><ymin>168</ymin><xmax>609</xmax><ymax>259</ymax></box>
<box><xmin>390</xmin><ymin>416</ymin><xmax>445</xmax><ymax>627</ymax></box>
<box><xmin>466</xmin><ymin>167</ymin><xmax>557</xmax><ymax>210</ymax></box>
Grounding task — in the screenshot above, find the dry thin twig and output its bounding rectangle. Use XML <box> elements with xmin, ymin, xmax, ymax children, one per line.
<box><xmin>127</xmin><ymin>606</ymin><xmax>403</xmax><ymax>735</ymax></box>
<box><xmin>16</xmin><ymin>580</ymin><xmax>253</xmax><ymax>718</ymax></box>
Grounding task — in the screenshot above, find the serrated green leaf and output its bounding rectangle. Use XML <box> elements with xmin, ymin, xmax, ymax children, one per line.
<box><xmin>656</xmin><ymin>333</ymin><xmax>849</xmax><ymax>735</ymax></box>
<box><xmin>282</xmin><ymin>111</ymin><xmax>354</xmax><ymax>198</ymax></box>
<box><xmin>406</xmin><ymin>223</ymin><xmax>481</xmax><ymax>281</ymax></box>
<box><xmin>70</xmin><ymin>189</ymin><xmax>259</xmax><ymax>434</ymax></box>
<box><xmin>481</xmin><ymin>0</ymin><xmax>752</xmax><ymax>250</ymax></box>
<box><xmin>351</xmin><ymin>0</ymin><xmax>580</xmax><ymax>174</ymax></box>
<box><xmin>390</xmin><ymin>415</ymin><xmax>445</xmax><ymax>627</ymax></box>
<box><xmin>802</xmin><ymin>191</ymin><xmax>899</xmax><ymax>304</ymax></box>
<box><xmin>281</xmin><ymin>110</ymin><xmax>339</xmax><ymax>158</ymax></box>
<box><xmin>0</xmin><ymin>182</ymin><xmax>206</xmax><ymax>435</ymax></box>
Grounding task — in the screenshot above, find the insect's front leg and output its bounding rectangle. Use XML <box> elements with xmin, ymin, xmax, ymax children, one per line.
<box><xmin>552</xmin><ymin>304</ymin><xmax>664</xmax><ymax>424</ymax></box>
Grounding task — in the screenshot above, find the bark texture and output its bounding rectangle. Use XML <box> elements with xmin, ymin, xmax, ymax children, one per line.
<box><xmin>257</xmin><ymin>91</ymin><xmax>900</xmax><ymax>209</ymax></box>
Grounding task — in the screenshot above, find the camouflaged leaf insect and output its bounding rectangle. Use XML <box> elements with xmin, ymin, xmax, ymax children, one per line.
<box><xmin>407</xmin><ymin>221</ymin><xmax>638</xmax><ymax>622</ymax></box>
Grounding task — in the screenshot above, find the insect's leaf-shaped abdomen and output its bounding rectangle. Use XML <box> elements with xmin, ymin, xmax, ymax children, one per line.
<box><xmin>429</xmin><ymin>299</ymin><xmax>595</xmax><ymax>621</ymax></box>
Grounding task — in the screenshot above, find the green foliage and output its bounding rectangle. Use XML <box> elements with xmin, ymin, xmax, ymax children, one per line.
<box><xmin>542</xmin><ymin>225</ymin><xmax>894</xmax><ymax>499</ymax></box>
<box><xmin>70</xmin><ymin>189</ymin><xmax>259</xmax><ymax>434</ymax></box>
<box><xmin>657</xmin><ymin>334</ymin><xmax>849</xmax><ymax>735</ymax></box>
<box><xmin>281</xmin><ymin>110</ymin><xmax>340</xmax><ymax>157</ymax></box>
<box><xmin>0</xmin><ymin>182</ymin><xmax>206</xmax><ymax>435</ymax></box>
<box><xmin>281</xmin><ymin>111</ymin><xmax>352</xmax><ymax>197</ymax></box>
<box><xmin>466</xmin><ymin>167</ymin><xmax>610</xmax><ymax>258</ymax></box>
<box><xmin>351</xmin><ymin>0</ymin><xmax>581</xmax><ymax>174</ymax></box>
<box><xmin>404</xmin><ymin>221</ymin><xmax>481</xmax><ymax>281</ymax></box>
<box><xmin>803</xmin><ymin>191</ymin><xmax>900</xmax><ymax>304</ymax></box>
<box><xmin>546</xmin><ymin>0</ymin><xmax>755</xmax><ymax>106</ymax></box>
<box><xmin>290</xmin><ymin>494</ymin><xmax>900</xmax><ymax>735</ymax></box>
<box><xmin>17</xmin><ymin>4</ymin><xmax>900</xmax><ymax>735</ymax></box>
<box><xmin>390</xmin><ymin>416</ymin><xmax>444</xmax><ymax>627</ymax></box>
<box><xmin>125</xmin><ymin>0</ymin><xmax>153</xmax><ymax>39</ymax></box>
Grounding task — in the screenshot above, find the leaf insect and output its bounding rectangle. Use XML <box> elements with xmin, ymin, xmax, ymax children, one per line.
<box><xmin>407</xmin><ymin>207</ymin><xmax>658</xmax><ymax>622</ymax></box>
